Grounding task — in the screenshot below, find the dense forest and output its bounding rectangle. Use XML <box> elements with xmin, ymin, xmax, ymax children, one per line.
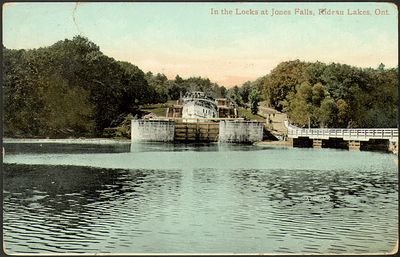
<box><xmin>221</xmin><ymin>60</ymin><xmax>398</xmax><ymax>129</ymax></box>
<box><xmin>3</xmin><ymin>36</ymin><xmax>398</xmax><ymax>138</ymax></box>
<box><xmin>3</xmin><ymin>36</ymin><xmax>228</xmax><ymax>137</ymax></box>
<box><xmin>230</xmin><ymin>60</ymin><xmax>398</xmax><ymax>129</ymax></box>
<box><xmin>261</xmin><ymin>60</ymin><xmax>398</xmax><ymax>128</ymax></box>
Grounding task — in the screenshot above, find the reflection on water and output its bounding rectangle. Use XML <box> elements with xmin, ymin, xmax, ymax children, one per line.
<box><xmin>2</xmin><ymin>142</ymin><xmax>398</xmax><ymax>254</ymax></box>
<box><xmin>3</xmin><ymin>142</ymin><xmax>131</xmax><ymax>154</ymax></box>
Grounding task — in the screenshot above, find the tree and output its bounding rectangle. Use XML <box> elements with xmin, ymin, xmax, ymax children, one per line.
<box><xmin>318</xmin><ymin>98</ymin><xmax>337</xmax><ymax>128</ymax></box>
<box><xmin>39</xmin><ymin>73</ymin><xmax>95</xmax><ymax>137</ymax></box>
<box><xmin>378</xmin><ymin>63</ymin><xmax>385</xmax><ymax>71</ymax></box>
<box><xmin>227</xmin><ymin>86</ymin><xmax>242</xmax><ymax>106</ymax></box>
<box><xmin>118</xmin><ymin>61</ymin><xmax>153</xmax><ymax>111</ymax></box>
<box><xmin>215</xmin><ymin>86</ymin><xmax>227</xmax><ymax>98</ymax></box>
<box><xmin>262</xmin><ymin>60</ymin><xmax>397</xmax><ymax>128</ymax></box>
<box><xmin>263</xmin><ymin>60</ymin><xmax>309</xmax><ymax>111</ymax></box>
<box><xmin>336</xmin><ymin>99</ymin><xmax>350</xmax><ymax>127</ymax></box>
<box><xmin>284</xmin><ymin>82</ymin><xmax>314</xmax><ymax>127</ymax></box>
<box><xmin>239</xmin><ymin>81</ymin><xmax>252</xmax><ymax>103</ymax></box>
<box><xmin>145</xmin><ymin>72</ymin><xmax>169</xmax><ymax>103</ymax></box>
<box><xmin>4</xmin><ymin>37</ymin><xmax>397</xmax><ymax>138</ymax></box>
<box><xmin>311</xmin><ymin>83</ymin><xmax>326</xmax><ymax>106</ymax></box>
<box><xmin>175</xmin><ymin>74</ymin><xmax>184</xmax><ymax>84</ymax></box>
<box><xmin>249</xmin><ymin>89</ymin><xmax>260</xmax><ymax>115</ymax></box>
<box><xmin>3</xmin><ymin>36</ymin><xmax>157</xmax><ymax>137</ymax></box>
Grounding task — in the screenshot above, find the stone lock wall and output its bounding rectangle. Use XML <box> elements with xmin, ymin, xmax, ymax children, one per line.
<box><xmin>131</xmin><ymin>119</ymin><xmax>264</xmax><ymax>143</ymax></box>
<box><xmin>218</xmin><ymin>121</ymin><xmax>263</xmax><ymax>143</ymax></box>
<box><xmin>131</xmin><ymin>120</ymin><xmax>175</xmax><ymax>142</ymax></box>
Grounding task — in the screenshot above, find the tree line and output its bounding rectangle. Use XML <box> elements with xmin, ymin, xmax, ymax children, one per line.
<box><xmin>3</xmin><ymin>36</ymin><xmax>397</xmax><ymax>138</ymax></box>
<box><xmin>263</xmin><ymin>60</ymin><xmax>398</xmax><ymax>128</ymax></box>
<box><xmin>3</xmin><ymin>36</ymin><xmax>228</xmax><ymax>137</ymax></box>
<box><xmin>233</xmin><ymin>60</ymin><xmax>397</xmax><ymax>128</ymax></box>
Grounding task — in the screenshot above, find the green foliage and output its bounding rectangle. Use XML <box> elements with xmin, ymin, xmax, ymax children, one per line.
<box><xmin>239</xmin><ymin>81</ymin><xmax>252</xmax><ymax>103</ymax></box>
<box><xmin>3</xmin><ymin>48</ymin><xmax>44</xmax><ymax>136</ymax></box>
<box><xmin>144</xmin><ymin>73</ymin><xmax>227</xmax><ymax>102</ymax></box>
<box><xmin>145</xmin><ymin>72</ymin><xmax>168</xmax><ymax>103</ymax></box>
<box><xmin>261</xmin><ymin>60</ymin><xmax>397</xmax><ymax>128</ymax></box>
<box><xmin>249</xmin><ymin>89</ymin><xmax>260</xmax><ymax>115</ymax></box>
<box><xmin>39</xmin><ymin>74</ymin><xmax>95</xmax><ymax>137</ymax></box>
<box><xmin>5</xmin><ymin>36</ymin><xmax>397</xmax><ymax>138</ymax></box>
<box><xmin>318</xmin><ymin>98</ymin><xmax>337</xmax><ymax>128</ymax></box>
<box><xmin>238</xmin><ymin>108</ymin><xmax>265</xmax><ymax>121</ymax></box>
<box><xmin>3</xmin><ymin>36</ymin><xmax>230</xmax><ymax>138</ymax></box>
<box><xmin>181</xmin><ymin>77</ymin><xmax>226</xmax><ymax>99</ymax></box>
<box><xmin>215</xmin><ymin>86</ymin><xmax>227</xmax><ymax>99</ymax></box>
<box><xmin>3</xmin><ymin>36</ymin><xmax>153</xmax><ymax>137</ymax></box>
<box><xmin>236</xmin><ymin>77</ymin><xmax>266</xmax><ymax>105</ymax></box>
<box><xmin>226</xmin><ymin>86</ymin><xmax>242</xmax><ymax>106</ymax></box>
<box><xmin>283</xmin><ymin>82</ymin><xmax>314</xmax><ymax>127</ymax></box>
<box><xmin>336</xmin><ymin>99</ymin><xmax>350</xmax><ymax>127</ymax></box>
<box><xmin>311</xmin><ymin>83</ymin><xmax>325</xmax><ymax>106</ymax></box>
<box><xmin>263</xmin><ymin>60</ymin><xmax>309</xmax><ymax>111</ymax></box>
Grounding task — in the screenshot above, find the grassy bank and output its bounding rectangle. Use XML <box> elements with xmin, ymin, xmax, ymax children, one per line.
<box><xmin>140</xmin><ymin>100</ymin><xmax>177</xmax><ymax>117</ymax></box>
<box><xmin>238</xmin><ymin>108</ymin><xmax>266</xmax><ymax>121</ymax></box>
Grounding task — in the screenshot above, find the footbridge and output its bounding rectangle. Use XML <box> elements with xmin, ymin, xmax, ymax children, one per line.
<box><xmin>284</xmin><ymin>121</ymin><xmax>398</xmax><ymax>152</ymax></box>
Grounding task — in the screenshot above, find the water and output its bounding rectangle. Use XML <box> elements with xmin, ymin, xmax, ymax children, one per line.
<box><xmin>2</xmin><ymin>141</ymin><xmax>398</xmax><ymax>254</ymax></box>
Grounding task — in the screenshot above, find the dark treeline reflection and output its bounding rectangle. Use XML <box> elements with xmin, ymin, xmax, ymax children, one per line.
<box><xmin>4</xmin><ymin>143</ymin><xmax>131</xmax><ymax>155</ymax></box>
<box><xmin>3</xmin><ymin>164</ymin><xmax>183</xmax><ymax>253</ymax></box>
<box><xmin>230</xmin><ymin>168</ymin><xmax>398</xmax><ymax>209</ymax></box>
<box><xmin>130</xmin><ymin>142</ymin><xmax>267</xmax><ymax>153</ymax></box>
<box><xmin>4</xmin><ymin>164</ymin><xmax>140</xmax><ymax>210</ymax></box>
<box><xmin>4</xmin><ymin>164</ymin><xmax>183</xmax><ymax>212</ymax></box>
<box><xmin>4</xmin><ymin>142</ymin><xmax>277</xmax><ymax>156</ymax></box>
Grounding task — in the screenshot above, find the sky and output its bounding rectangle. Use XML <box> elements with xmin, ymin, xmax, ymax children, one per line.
<box><xmin>3</xmin><ymin>2</ymin><xmax>398</xmax><ymax>87</ymax></box>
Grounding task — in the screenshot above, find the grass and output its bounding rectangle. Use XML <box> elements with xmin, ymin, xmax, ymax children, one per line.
<box><xmin>141</xmin><ymin>102</ymin><xmax>266</xmax><ymax>121</ymax></box>
<box><xmin>141</xmin><ymin>107</ymin><xmax>167</xmax><ymax>117</ymax></box>
<box><xmin>238</xmin><ymin>108</ymin><xmax>266</xmax><ymax>121</ymax></box>
<box><xmin>140</xmin><ymin>100</ymin><xmax>177</xmax><ymax>117</ymax></box>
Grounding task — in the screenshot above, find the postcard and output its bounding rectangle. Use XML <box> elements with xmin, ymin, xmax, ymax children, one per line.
<box><xmin>2</xmin><ymin>1</ymin><xmax>398</xmax><ymax>255</ymax></box>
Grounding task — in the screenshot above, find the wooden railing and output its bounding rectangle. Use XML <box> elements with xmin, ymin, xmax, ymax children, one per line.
<box><xmin>147</xmin><ymin>117</ymin><xmax>251</xmax><ymax>122</ymax></box>
<box><xmin>285</xmin><ymin>121</ymin><xmax>398</xmax><ymax>141</ymax></box>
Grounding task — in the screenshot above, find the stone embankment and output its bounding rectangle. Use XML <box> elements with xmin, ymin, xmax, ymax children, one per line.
<box><xmin>131</xmin><ymin>119</ymin><xmax>264</xmax><ymax>143</ymax></box>
<box><xmin>258</xmin><ymin>106</ymin><xmax>288</xmax><ymax>138</ymax></box>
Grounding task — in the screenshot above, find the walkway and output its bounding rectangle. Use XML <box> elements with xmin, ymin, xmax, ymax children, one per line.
<box><xmin>285</xmin><ymin>121</ymin><xmax>398</xmax><ymax>142</ymax></box>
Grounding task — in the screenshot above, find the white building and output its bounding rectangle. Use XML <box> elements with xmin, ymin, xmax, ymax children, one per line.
<box><xmin>181</xmin><ymin>91</ymin><xmax>218</xmax><ymax>122</ymax></box>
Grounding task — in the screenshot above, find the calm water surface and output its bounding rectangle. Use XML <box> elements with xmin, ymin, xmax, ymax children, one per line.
<box><xmin>2</xmin><ymin>141</ymin><xmax>398</xmax><ymax>254</ymax></box>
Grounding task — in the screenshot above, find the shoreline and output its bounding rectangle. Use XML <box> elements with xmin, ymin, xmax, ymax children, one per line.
<box><xmin>255</xmin><ymin>140</ymin><xmax>292</xmax><ymax>147</ymax></box>
<box><xmin>2</xmin><ymin>138</ymin><xmax>131</xmax><ymax>144</ymax></box>
<box><xmin>4</xmin><ymin>138</ymin><xmax>291</xmax><ymax>145</ymax></box>
<box><xmin>3</xmin><ymin>138</ymin><xmax>398</xmax><ymax>155</ymax></box>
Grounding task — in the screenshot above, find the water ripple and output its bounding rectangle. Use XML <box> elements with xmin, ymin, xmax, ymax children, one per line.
<box><xmin>3</xmin><ymin>144</ymin><xmax>398</xmax><ymax>254</ymax></box>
